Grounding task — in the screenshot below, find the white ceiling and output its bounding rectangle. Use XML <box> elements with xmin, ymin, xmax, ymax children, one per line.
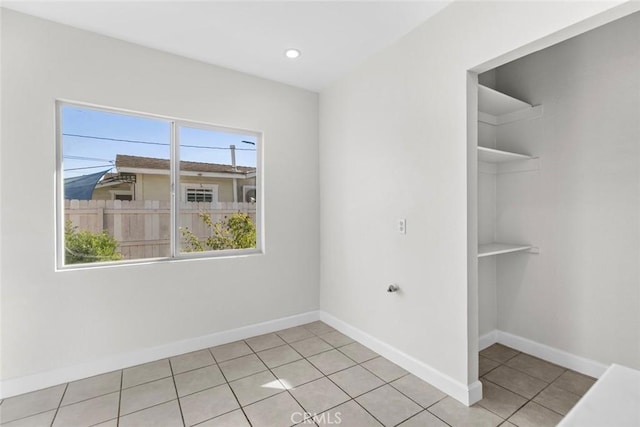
<box><xmin>2</xmin><ymin>1</ymin><xmax>451</xmax><ymax>91</ymax></box>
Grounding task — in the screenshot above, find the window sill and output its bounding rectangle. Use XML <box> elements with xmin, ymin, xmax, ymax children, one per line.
<box><xmin>56</xmin><ymin>248</ymin><xmax>264</xmax><ymax>272</ymax></box>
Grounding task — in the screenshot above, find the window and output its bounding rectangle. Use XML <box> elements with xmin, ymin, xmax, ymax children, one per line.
<box><xmin>57</xmin><ymin>102</ymin><xmax>261</xmax><ymax>268</ymax></box>
<box><xmin>182</xmin><ymin>184</ymin><xmax>218</xmax><ymax>203</ymax></box>
<box><xmin>186</xmin><ymin>188</ymin><xmax>214</xmax><ymax>203</ymax></box>
<box><xmin>110</xmin><ymin>190</ymin><xmax>133</xmax><ymax>201</ymax></box>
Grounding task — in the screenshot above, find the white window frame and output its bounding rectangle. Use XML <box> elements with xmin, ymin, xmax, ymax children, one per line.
<box><xmin>181</xmin><ymin>183</ymin><xmax>219</xmax><ymax>204</ymax></box>
<box><xmin>56</xmin><ymin>100</ymin><xmax>264</xmax><ymax>269</ymax></box>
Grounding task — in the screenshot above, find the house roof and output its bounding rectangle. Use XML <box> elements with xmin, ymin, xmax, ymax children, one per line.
<box><xmin>115</xmin><ymin>154</ymin><xmax>255</xmax><ymax>174</ymax></box>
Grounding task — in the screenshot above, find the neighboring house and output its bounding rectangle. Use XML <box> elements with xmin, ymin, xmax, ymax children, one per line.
<box><xmin>91</xmin><ymin>154</ymin><xmax>256</xmax><ymax>203</ymax></box>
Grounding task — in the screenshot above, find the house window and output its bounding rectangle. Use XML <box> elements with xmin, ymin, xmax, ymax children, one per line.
<box><xmin>57</xmin><ymin>102</ymin><xmax>261</xmax><ymax>268</ymax></box>
<box><xmin>182</xmin><ymin>184</ymin><xmax>218</xmax><ymax>203</ymax></box>
<box><xmin>187</xmin><ymin>188</ymin><xmax>213</xmax><ymax>202</ymax></box>
<box><xmin>110</xmin><ymin>190</ymin><xmax>134</xmax><ymax>201</ymax></box>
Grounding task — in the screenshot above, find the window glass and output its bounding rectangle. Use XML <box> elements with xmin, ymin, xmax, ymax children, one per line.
<box><xmin>177</xmin><ymin>126</ymin><xmax>257</xmax><ymax>254</ymax></box>
<box><xmin>61</xmin><ymin>105</ymin><xmax>170</xmax><ymax>265</ymax></box>
<box><xmin>186</xmin><ymin>188</ymin><xmax>214</xmax><ymax>203</ymax></box>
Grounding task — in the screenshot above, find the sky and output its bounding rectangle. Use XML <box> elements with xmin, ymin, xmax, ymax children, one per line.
<box><xmin>62</xmin><ymin>105</ymin><xmax>258</xmax><ymax>178</ymax></box>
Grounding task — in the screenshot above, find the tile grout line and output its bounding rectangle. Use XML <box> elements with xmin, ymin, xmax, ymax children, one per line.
<box><xmin>114</xmin><ymin>399</ymin><xmax>184</xmax><ymax>422</ymax></box>
<box><xmin>476</xmin><ymin>377</ymin><xmax>526</xmax><ymax>420</ymax></box>
<box><xmin>385</xmin><ymin>373</ymin><xmax>448</xmax><ymax>409</ymax></box>
<box><xmin>244</xmin><ymin>325</ymin><xmax>359</xmax><ymax>424</ymax></box>
<box><xmin>243</xmin><ymin>324</ymin><xmax>434</xmax><ymax>426</ymax></box>
<box><xmin>522</xmin><ymin>376</ymin><xmax>575</xmax><ymax>418</ymax></box>
<box><xmin>425</xmin><ymin>398</ymin><xmax>456</xmax><ymax>427</ymax></box>
<box><xmin>397</xmin><ymin>408</ymin><xmax>453</xmax><ymax>427</ymax></box>
<box><xmin>251</xmin><ymin>333</ymin><xmax>323</xmax><ymax>426</ymax></box>
<box><xmin>480</xmin><ymin>355</ymin><xmax>540</xmax><ymax>423</ymax></box>
<box><xmin>208</xmin><ymin>346</ymin><xmax>254</xmax><ymax>427</ymax></box>
<box><xmin>167</xmin><ymin>358</ymin><xmax>187</xmax><ymax>427</ymax></box>
<box><xmin>45</xmin><ymin>373</ymin><xmax>125</xmax><ymax>417</ymax></box>
<box><xmin>479</xmin><ymin>346</ymin><xmax>584</xmax><ymax>424</ymax></box>
<box><xmin>0</xmin><ymin>386</ymin><xmax>69</xmax><ymax>426</ymax></box>
<box><xmin>279</xmin><ymin>325</ymin><xmax>391</xmax><ymax>427</ymax></box>
<box><xmin>49</xmin><ymin>382</ymin><xmax>69</xmax><ymax>427</ymax></box>
<box><xmin>116</xmin><ymin>370</ymin><xmax>123</xmax><ymax>427</ymax></box>
<box><xmin>287</xmin><ymin>334</ymin><xmax>368</xmax><ymax>425</ymax></box>
<box><xmin>300</xmin><ymin>323</ymin><xmax>446</xmax><ymax>427</ymax></box>
<box><xmin>120</xmin><ymin>373</ymin><xmax>173</xmax><ymax>391</ymax></box>
<box><xmin>403</xmin><ymin>388</ymin><xmax>453</xmax><ymax>426</ymax></box>
<box><xmin>2</xmin><ymin>407</ymin><xmax>58</xmax><ymax>425</ymax></box>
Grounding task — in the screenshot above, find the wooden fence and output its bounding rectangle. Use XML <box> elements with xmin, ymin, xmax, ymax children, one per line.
<box><xmin>64</xmin><ymin>199</ymin><xmax>256</xmax><ymax>259</ymax></box>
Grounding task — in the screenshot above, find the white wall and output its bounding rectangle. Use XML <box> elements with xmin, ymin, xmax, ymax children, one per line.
<box><xmin>493</xmin><ymin>12</ymin><xmax>640</xmax><ymax>369</ymax></box>
<box><xmin>319</xmin><ymin>0</ymin><xmax>634</xmax><ymax>399</ymax></box>
<box><xmin>0</xmin><ymin>10</ymin><xmax>319</xmax><ymax>382</ymax></box>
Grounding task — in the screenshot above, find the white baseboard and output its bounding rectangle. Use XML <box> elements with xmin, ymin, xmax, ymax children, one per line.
<box><xmin>480</xmin><ymin>329</ymin><xmax>608</xmax><ymax>379</ymax></box>
<box><xmin>479</xmin><ymin>330</ymin><xmax>498</xmax><ymax>351</ymax></box>
<box><xmin>319</xmin><ymin>311</ymin><xmax>482</xmax><ymax>406</ymax></box>
<box><xmin>0</xmin><ymin>310</ymin><xmax>320</xmax><ymax>399</ymax></box>
<box><xmin>4</xmin><ymin>314</ymin><xmax>607</xmax><ymax>401</ymax></box>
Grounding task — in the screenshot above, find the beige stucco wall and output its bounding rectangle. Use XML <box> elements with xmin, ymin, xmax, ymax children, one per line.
<box><xmin>91</xmin><ymin>173</ymin><xmax>256</xmax><ymax>202</ymax></box>
<box><xmin>91</xmin><ymin>183</ymin><xmax>133</xmax><ymax>200</ymax></box>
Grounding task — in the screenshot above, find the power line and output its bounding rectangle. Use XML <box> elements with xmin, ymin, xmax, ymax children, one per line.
<box><xmin>64</xmin><ymin>155</ymin><xmax>114</xmax><ymax>163</ymax></box>
<box><xmin>64</xmin><ymin>133</ymin><xmax>165</xmax><ymax>146</ymax></box>
<box><xmin>64</xmin><ymin>164</ymin><xmax>113</xmax><ymax>172</ymax></box>
<box><xmin>63</xmin><ymin>133</ymin><xmax>256</xmax><ymax>151</ymax></box>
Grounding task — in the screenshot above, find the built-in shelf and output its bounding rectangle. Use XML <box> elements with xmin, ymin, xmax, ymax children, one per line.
<box><xmin>478</xmin><ymin>84</ymin><xmax>543</xmax><ymax>125</ymax></box>
<box><xmin>479</xmin><ymin>85</ymin><xmax>531</xmax><ymax>116</ymax></box>
<box><xmin>478</xmin><ymin>146</ymin><xmax>534</xmax><ymax>163</ymax></box>
<box><xmin>478</xmin><ymin>243</ymin><xmax>536</xmax><ymax>257</ymax></box>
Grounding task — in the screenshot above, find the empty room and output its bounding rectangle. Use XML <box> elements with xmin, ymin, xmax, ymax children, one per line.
<box><xmin>1</xmin><ymin>1</ymin><xmax>638</xmax><ymax>426</ymax></box>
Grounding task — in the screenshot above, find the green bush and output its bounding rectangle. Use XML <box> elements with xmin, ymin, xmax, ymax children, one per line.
<box><xmin>181</xmin><ymin>212</ymin><xmax>256</xmax><ymax>251</ymax></box>
<box><xmin>65</xmin><ymin>220</ymin><xmax>123</xmax><ymax>264</ymax></box>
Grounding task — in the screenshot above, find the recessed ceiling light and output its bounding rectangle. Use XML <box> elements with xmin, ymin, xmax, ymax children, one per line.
<box><xmin>285</xmin><ymin>48</ymin><xmax>301</xmax><ymax>59</ymax></box>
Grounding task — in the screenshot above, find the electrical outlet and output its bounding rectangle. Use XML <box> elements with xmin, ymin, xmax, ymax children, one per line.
<box><xmin>398</xmin><ymin>218</ymin><xmax>406</xmax><ymax>234</ymax></box>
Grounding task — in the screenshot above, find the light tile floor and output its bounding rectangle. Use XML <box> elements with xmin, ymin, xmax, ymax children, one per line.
<box><xmin>0</xmin><ymin>323</ymin><xmax>595</xmax><ymax>426</ymax></box>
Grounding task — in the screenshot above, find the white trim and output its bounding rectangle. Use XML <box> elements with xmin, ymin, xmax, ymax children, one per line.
<box><xmin>117</xmin><ymin>167</ymin><xmax>249</xmax><ymax>179</ymax></box>
<box><xmin>171</xmin><ymin>120</ymin><xmax>179</xmax><ymax>258</ymax></box>
<box><xmin>479</xmin><ymin>330</ymin><xmax>498</xmax><ymax>350</ymax></box>
<box><xmin>479</xmin><ymin>329</ymin><xmax>608</xmax><ymax>379</ymax></box>
<box><xmin>0</xmin><ymin>311</ymin><xmax>320</xmax><ymax>399</ymax></box>
<box><xmin>55</xmin><ymin>101</ymin><xmax>64</xmax><ymax>269</ymax></box>
<box><xmin>55</xmin><ymin>98</ymin><xmax>261</xmax><ymax>139</ymax></box>
<box><xmin>496</xmin><ymin>330</ymin><xmax>608</xmax><ymax>378</ymax></box>
<box><xmin>467</xmin><ymin>380</ymin><xmax>483</xmax><ymax>405</ymax></box>
<box><xmin>319</xmin><ymin>311</ymin><xmax>482</xmax><ymax>405</ymax></box>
